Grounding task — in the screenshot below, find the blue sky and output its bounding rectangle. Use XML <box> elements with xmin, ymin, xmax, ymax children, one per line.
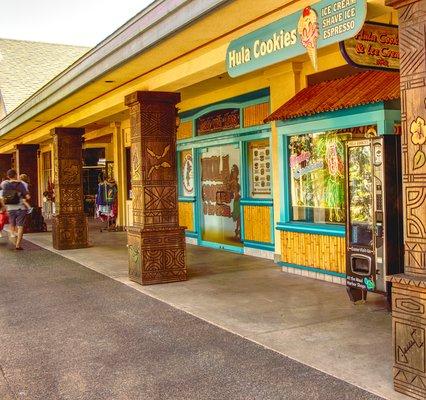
<box><xmin>0</xmin><ymin>0</ymin><xmax>154</xmax><ymax>46</ymax></box>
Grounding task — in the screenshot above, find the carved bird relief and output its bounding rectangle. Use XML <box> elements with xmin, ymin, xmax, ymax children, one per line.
<box><xmin>147</xmin><ymin>144</ymin><xmax>171</xmax><ymax>178</ymax></box>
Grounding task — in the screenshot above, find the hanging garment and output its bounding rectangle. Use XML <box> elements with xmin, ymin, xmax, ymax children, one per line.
<box><xmin>96</xmin><ymin>181</ymin><xmax>118</xmax><ymax>221</ymax></box>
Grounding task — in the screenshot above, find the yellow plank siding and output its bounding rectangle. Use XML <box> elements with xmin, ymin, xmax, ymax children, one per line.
<box><xmin>177</xmin><ymin>121</ymin><xmax>193</xmax><ymax>140</ymax></box>
<box><xmin>178</xmin><ymin>201</ymin><xmax>194</xmax><ymax>232</ymax></box>
<box><xmin>243</xmin><ymin>102</ymin><xmax>269</xmax><ymax>128</ymax></box>
<box><xmin>243</xmin><ymin>205</ymin><xmax>271</xmax><ymax>243</ymax></box>
<box><xmin>280</xmin><ymin>231</ymin><xmax>346</xmax><ymax>274</ymax></box>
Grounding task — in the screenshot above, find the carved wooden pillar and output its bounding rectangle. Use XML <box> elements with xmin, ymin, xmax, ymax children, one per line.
<box><xmin>0</xmin><ymin>154</ymin><xmax>12</xmax><ymax>181</ymax></box>
<box><xmin>124</xmin><ymin>91</ymin><xmax>187</xmax><ymax>285</ymax></box>
<box><xmin>51</xmin><ymin>128</ymin><xmax>88</xmax><ymax>250</ymax></box>
<box><xmin>385</xmin><ymin>0</ymin><xmax>426</xmax><ymax>398</ymax></box>
<box><xmin>15</xmin><ymin>144</ymin><xmax>39</xmax><ymax>206</ymax></box>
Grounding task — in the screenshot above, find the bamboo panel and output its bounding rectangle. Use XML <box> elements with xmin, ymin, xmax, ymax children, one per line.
<box><xmin>243</xmin><ymin>102</ymin><xmax>269</xmax><ymax>128</ymax></box>
<box><xmin>178</xmin><ymin>201</ymin><xmax>194</xmax><ymax>232</ymax></box>
<box><xmin>280</xmin><ymin>231</ymin><xmax>346</xmax><ymax>274</ymax></box>
<box><xmin>177</xmin><ymin>121</ymin><xmax>193</xmax><ymax>140</ymax></box>
<box><xmin>243</xmin><ymin>205</ymin><xmax>271</xmax><ymax>243</ymax></box>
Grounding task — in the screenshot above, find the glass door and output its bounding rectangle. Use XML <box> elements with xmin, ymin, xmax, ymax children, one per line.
<box><xmin>200</xmin><ymin>144</ymin><xmax>242</xmax><ymax>248</ymax></box>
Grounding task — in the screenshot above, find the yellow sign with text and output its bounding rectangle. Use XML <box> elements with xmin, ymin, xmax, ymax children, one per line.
<box><xmin>340</xmin><ymin>22</ymin><xmax>399</xmax><ymax>70</ymax></box>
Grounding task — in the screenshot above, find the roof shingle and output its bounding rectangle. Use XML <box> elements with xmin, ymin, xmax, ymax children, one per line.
<box><xmin>0</xmin><ymin>38</ymin><xmax>89</xmax><ymax>115</ymax></box>
<box><xmin>265</xmin><ymin>70</ymin><xmax>400</xmax><ymax>122</ymax></box>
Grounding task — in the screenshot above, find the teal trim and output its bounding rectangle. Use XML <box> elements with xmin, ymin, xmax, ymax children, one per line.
<box><xmin>276</xmin><ymin>221</ymin><xmax>346</xmax><ymax>237</ymax></box>
<box><xmin>177</xmin><ymin>126</ymin><xmax>270</xmax><ymax>149</ymax></box>
<box><xmin>193</xmin><ymin>147</ymin><xmax>203</xmax><ymax>244</ymax></box>
<box><xmin>178</xmin><ymin>196</ymin><xmax>196</xmax><ymax>203</ymax></box>
<box><xmin>240</xmin><ymin>140</ymin><xmax>247</xmax><ymax>243</ymax></box>
<box><xmin>278</xmin><ymin>262</ymin><xmax>346</xmax><ymax>278</ymax></box>
<box><xmin>192</xmin><ymin>102</ymin><xmax>242</xmax><ymax>120</ymax></box>
<box><xmin>177</xmin><ymin>149</ymin><xmax>182</xmax><ymax>196</ymax></box>
<box><xmin>199</xmin><ymin>239</ymin><xmax>244</xmax><ymax>254</ymax></box>
<box><xmin>244</xmin><ymin>240</ymin><xmax>274</xmax><ymax>251</ymax></box>
<box><xmin>280</xmin><ymin>135</ymin><xmax>290</xmax><ymax>222</ymax></box>
<box><xmin>179</xmin><ymin>89</ymin><xmax>270</xmax><ymax>119</ymax></box>
<box><xmin>276</xmin><ymin>103</ymin><xmax>400</xmax><ymax>135</ymax></box>
<box><xmin>240</xmin><ymin>198</ymin><xmax>273</xmax><ymax>206</ymax></box>
<box><xmin>241</xmin><ymin>141</ymin><xmax>249</xmax><ymax>198</ymax></box>
<box><xmin>185</xmin><ymin>231</ymin><xmax>198</xmax><ymax>239</ymax></box>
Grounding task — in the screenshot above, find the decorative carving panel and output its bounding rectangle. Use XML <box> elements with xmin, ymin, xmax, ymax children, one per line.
<box><xmin>391</xmin><ymin>276</ymin><xmax>426</xmax><ymax>399</ymax></box>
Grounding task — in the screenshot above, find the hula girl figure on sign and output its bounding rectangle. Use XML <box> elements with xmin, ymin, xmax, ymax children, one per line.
<box><xmin>229</xmin><ymin>164</ymin><xmax>241</xmax><ymax>241</ymax></box>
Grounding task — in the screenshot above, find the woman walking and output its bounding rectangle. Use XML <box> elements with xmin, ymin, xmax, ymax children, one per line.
<box><xmin>0</xmin><ymin>169</ymin><xmax>30</xmax><ymax>250</ymax></box>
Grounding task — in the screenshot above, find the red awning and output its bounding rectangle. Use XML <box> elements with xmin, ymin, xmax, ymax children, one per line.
<box><xmin>265</xmin><ymin>70</ymin><xmax>400</xmax><ymax>122</ymax></box>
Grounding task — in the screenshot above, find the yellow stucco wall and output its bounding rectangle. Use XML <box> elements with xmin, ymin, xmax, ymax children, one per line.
<box><xmin>178</xmin><ymin>202</ymin><xmax>194</xmax><ymax>232</ymax></box>
<box><xmin>280</xmin><ymin>231</ymin><xmax>346</xmax><ymax>274</ymax></box>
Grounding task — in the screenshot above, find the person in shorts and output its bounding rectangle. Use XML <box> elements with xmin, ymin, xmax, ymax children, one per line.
<box><xmin>0</xmin><ymin>169</ymin><xmax>30</xmax><ymax>250</ymax></box>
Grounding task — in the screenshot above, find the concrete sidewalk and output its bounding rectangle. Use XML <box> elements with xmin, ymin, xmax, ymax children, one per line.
<box><xmin>21</xmin><ymin>224</ymin><xmax>409</xmax><ymax>400</ymax></box>
<box><xmin>0</xmin><ymin>239</ymin><xmax>384</xmax><ymax>400</ymax></box>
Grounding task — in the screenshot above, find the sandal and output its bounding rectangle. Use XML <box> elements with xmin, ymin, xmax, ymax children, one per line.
<box><xmin>15</xmin><ymin>247</ymin><xmax>23</xmax><ymax>251</ymax></box>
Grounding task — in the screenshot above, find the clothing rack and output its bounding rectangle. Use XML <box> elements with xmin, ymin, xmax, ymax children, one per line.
<box><xmin>100</xmin><ymin>214</ymin><xmax>117</xmax><ymax>233</ymax></box>
<box><xmin>96</xmin><ymin>180</ymin><xmax>118</xmax><ymax>233</ymax></box>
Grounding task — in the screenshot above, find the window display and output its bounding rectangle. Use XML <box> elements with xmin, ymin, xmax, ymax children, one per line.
<box><xmin>248</xmin><ymin>139</ymin><xmax>271</xmax><ymax>198</ymax></box>
<box><xmin>288</xmin><ymin>126</ymin><xmax>377</xmax><ymax>224</ymax></box>
<box><xmin>288</xmin><ymin>131</ymin><xmax>349</xmax><ymax>224</ymax></box>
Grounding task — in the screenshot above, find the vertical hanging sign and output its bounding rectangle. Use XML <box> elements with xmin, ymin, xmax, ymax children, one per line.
<box><xmin>226</xmin><ymin>0</ymin><xmax>367</xmax><ymax>77</ymax></box>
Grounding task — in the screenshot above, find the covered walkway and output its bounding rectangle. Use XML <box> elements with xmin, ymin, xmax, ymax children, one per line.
<box><xmin>23</xmin><ymin>224</ymin><xmax>407</xmax><ymax>400</ymax></box>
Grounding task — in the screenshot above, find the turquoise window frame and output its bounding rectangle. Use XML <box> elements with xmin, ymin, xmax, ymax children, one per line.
<box><xmin>176</xmin><ymin>90</ymin><xmax>275</xmax><ymax>251</ymax></box>
<box><xmin>276</xmin><ymin>101</ymin><xmax>401</xmax><ymax>238</ymax></box>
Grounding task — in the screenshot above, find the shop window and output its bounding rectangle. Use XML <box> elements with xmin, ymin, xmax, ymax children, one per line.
<box><xmin>41</xmin><ymin>151</ymin><xmax>52</xmax><ymax>194</ymax></box>
<box><xmin>83</xmin><ymin>147</ymin><xmax>105</xmax><ymax>166</ymax></box>
<box><xmin>126</xmin><ymin>147</ymin><xmax>132</xmax><ymax>200</ymax></box>
<box><xmin>179</xmin><ymin>149</ymin><xmax>194</xmax><ymax>197</ymax></box>
<box><xmin>288</xmin><ymin>131</ymin><xmax>351</xmax><ymax>224</ymax></box>
<box><xmin>248</xmin><ymin>139</ymin><xmax>271</xmax><ymax>198</ymax></box>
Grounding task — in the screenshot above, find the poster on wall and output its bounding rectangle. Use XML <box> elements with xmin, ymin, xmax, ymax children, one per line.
<box><xmin>181</xmin><ymin>150</ymin><xmax>194</xmax><ymax>197</ymax></box>
<box><xmin>201</xmin><ymin>144</ymin><xmax>242</xmax><ymax>247</ymax></box>
<box><xmin>252</xmin><ymin>146</ymin><xmax>272</xmax><ymax>196</ymax></box>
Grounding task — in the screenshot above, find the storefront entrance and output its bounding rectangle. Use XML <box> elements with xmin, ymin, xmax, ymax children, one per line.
<box><xmin>199</xmin><ymin>143</ymin><xmax>242</xmax><ymax>250</ymax></box>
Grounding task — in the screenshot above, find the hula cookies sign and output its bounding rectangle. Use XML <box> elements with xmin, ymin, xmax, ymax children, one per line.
<box><xmin>226</xmin><ymin>0</ymin><xmax>367</xmax><ymax>77</ymax></box>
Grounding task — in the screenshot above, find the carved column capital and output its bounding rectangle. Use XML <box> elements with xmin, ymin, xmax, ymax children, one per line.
<box><xmin>124</xmin><ymin>91</ymin><xmax>181</xmax><ymax>107</ymax></box>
